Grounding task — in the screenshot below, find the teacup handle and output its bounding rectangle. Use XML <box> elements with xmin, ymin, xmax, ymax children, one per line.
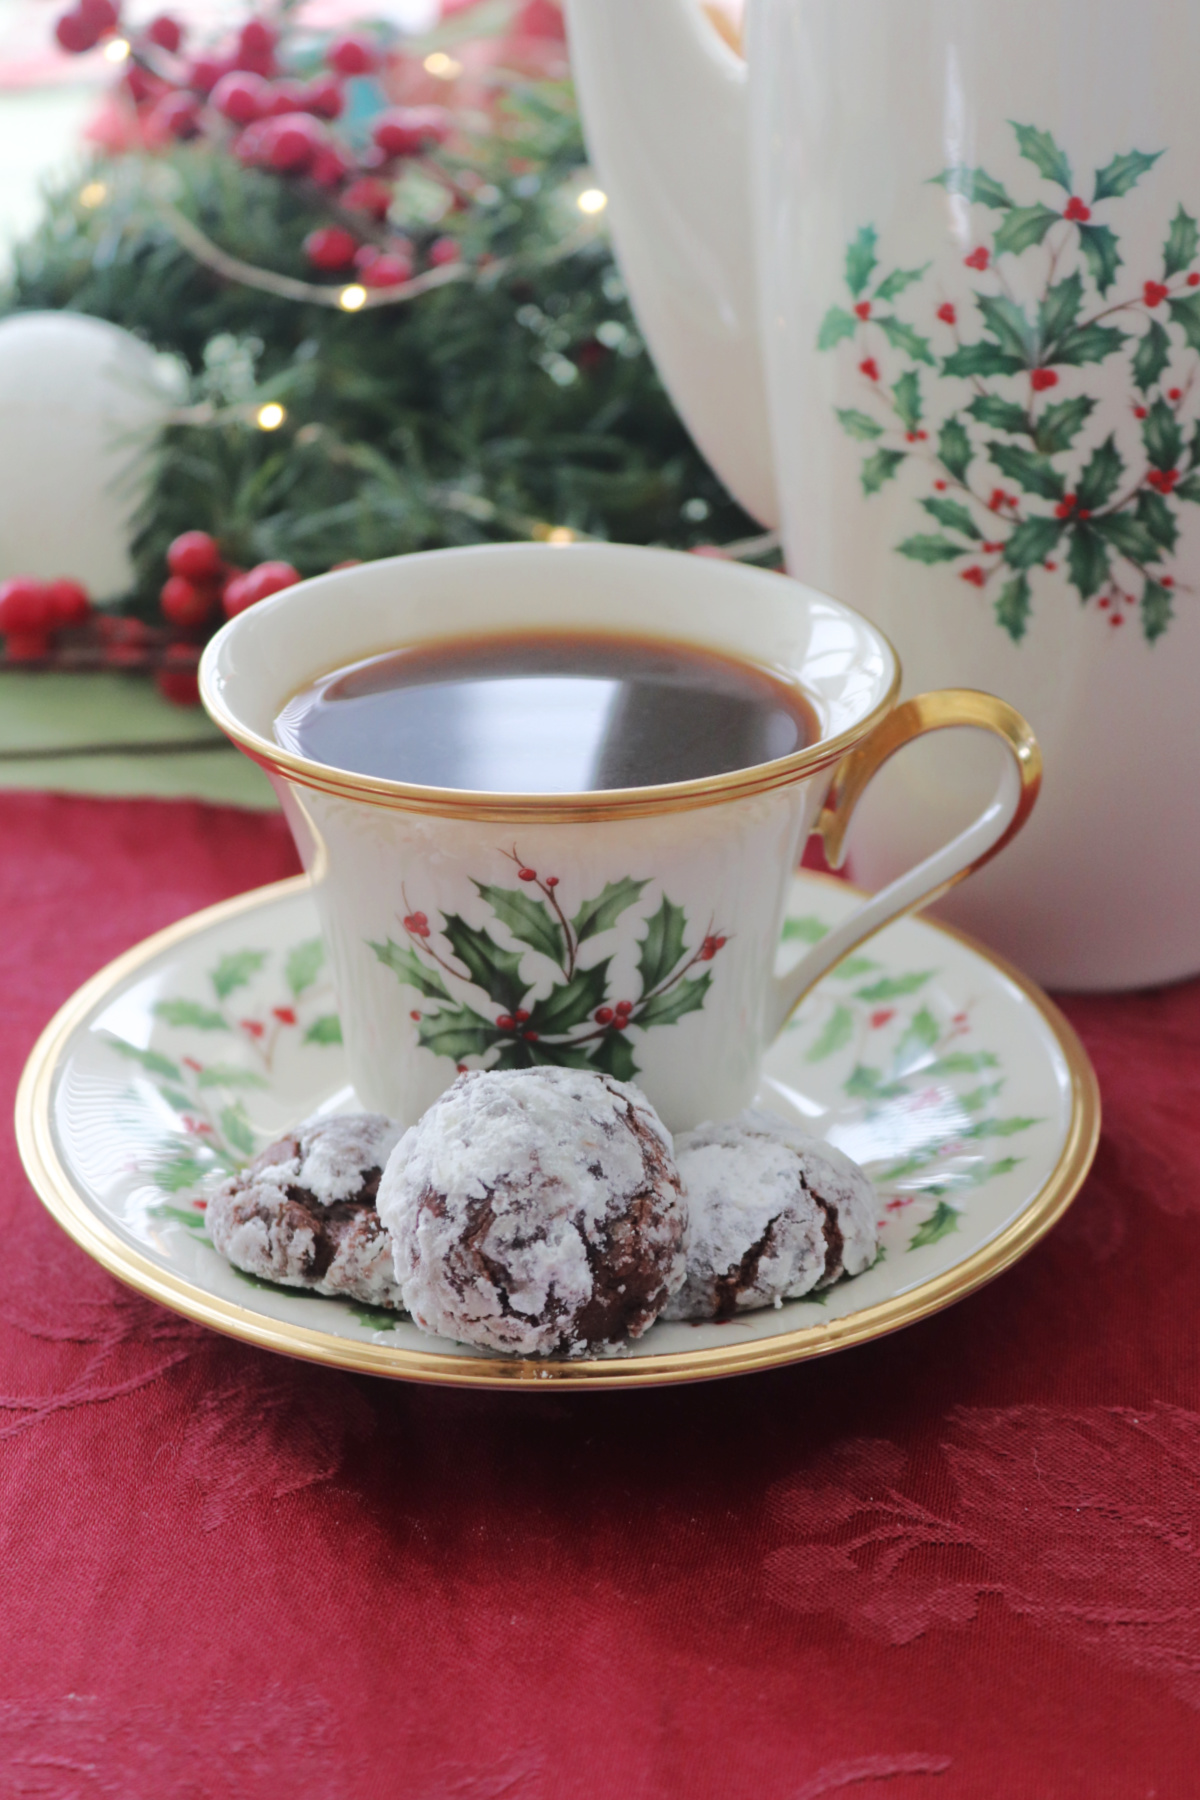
<box><xmin>767</xmin><ymin>689</ymin><xmax>1042</xmax><ymax>1038</ymax></box>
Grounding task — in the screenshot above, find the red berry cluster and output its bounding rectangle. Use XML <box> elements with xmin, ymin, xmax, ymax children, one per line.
<box><xmin>159</xmin><ymin>530</ymin><xmax>299</xmax><ymax>628</ymax></box>
<box><xmin>594</xmin><ymin>999</ymin><xmax>634</xmax><ymax>1031</ymax></box>
<box><xmin>0</xmin><ymin>575</ymin><xmax>91</xmax><ymax>661</ymax></box>
<box><xmin>402</xmin><ymin>909</ymin><xmax>431</xmax><ymax>937</ymax></box>
<box><xmin>54</xmin><ymin>7</ymin><xmax>466</xmax><ymax>292</ymax></box>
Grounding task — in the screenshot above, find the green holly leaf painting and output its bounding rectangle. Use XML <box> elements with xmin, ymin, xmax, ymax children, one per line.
<box><xmin>1002</xmin><ymin>517</ymin><xmax>1063</xmax><ymax>571</ymax></box>
<box><xmin>1076</xmin><ymin>224</ymin><xmax>1122</xmax><ymax>296</ymax></box>
<box><xmin>527</xmin><ymin>960</ymin><xmax>611</xmax><ymax>1035</ymax></box>
<box><xmin>474</xmin><ymin>880</ymin><xmax>565</xmax><ymax>965</ymax></box>
<box><xmin>875</xmin><ymin>316</ymin><xmax>935</xmax><ymax>365</ymax></box>
<box><xmin>1164</xmin><ymin>204</ymin><xmax>1200</xmax><ymax>278</ymax></box>
<box><xmin>1167</xmin><ymin>293</ymin><xmax>1200</xmax><ymax>353</ymax></box>
<box><xmin>158</xmin><ymin>1087</ymin><xmax>193</xmax><ymax>1114</ymax></box>
<box><xmin>1076</xmin><ymin>434</ymin><xmax>1125</xmax><ymax>510</ymax></box>
<box><xmin>1033</xmin><ymin>396</ymin><xmax>1095</xmax><ymax>455</ymax></box>
<box><xmin>571</xmin><ymin>877</ymin><xmax>649</xmax><ymax>944</ymax></box>
<box><xmin>937</xmin><ymin>417</ymin><xmax>973</xmax><ymax>482</ymax></box>
<box><xmin>836</xmin><ymin>408</ymin><xmax>884</xmax><ymax>441</ymax></box>
<box><xmin>1142</xmin><ymin>399</ymin><xmax>1183</xmax><ymax>472</ymax></box>
<box><xmin>931</xmin><ymin>166</ymin><xmax>1013</xmax><ymax>209</ymax></box>
<box><xmin>149</xmin><ymin>1201</ymin><xmax>209</xmax><ymax>1229</ymax></box>
<box><xmin>417</xmin><ymin>1004</ymin><xmax>497</xmax><ymax>1063</ymax></box>
<box><xmin>528</xmin><ymin>1042</ymin><xmax>602</xmax><ymax>1072</ymax></box>
<box><xmin>896</xmin><ymin>534</ymin><xmax>967</xmax><ymax>565</ymax></box>
<box><xmin>861</xmin><ymin>449</ymin><xmax>906</xmax><ymax>495</ymax></box>
<box><xmin>968</xmin><ymin>395</ymin><xmax>1030</xmax><ymax>435</ymax></box>
<box><xmin>893</xmin><ymin>1005</ymin><xmax>939</xmax><ymax>1072</ymax></box>
<box><xmin>442</xmin><ymin>914</ymin><xmax>530</xmax><ymax>1011</ymax></box>
<box><xmin>962</xmin><ymin>1114</ymin><xmax>1041</xmax><ymax>1140</ymax></box>
<box><xmin>196</xmin><ymin>1063</ymin><xmax>268</xmax><ymax>1089</ymax></box>
<box><xmin>487</xmin><ymin>1040</ymin><xmax>536</xmax><ymax>1072</ymax></box>
<box><xmin>1133</xmin><ymin>320</ymin><xmax>1172</xmax><ymax>393</ymax></box>
<box><xmin>1142</xmin><ymin>577</ymin><xmax>1174</xmax><ymax>642</ymax></box>
<box><xmin>285</xmin><ymin>938</ymin><xmax>324</xmax><ymax>997</ymax></box>
<box><xmin>995</xmin><ymin>574</ymin><xmax>1032</xmax><ymax>642</ymax></box>
<box><xmin>152</xmin><ymin>1000</ymin><xmax>228</xmax><ymax>1031</ymax></box>
<box><xmin>1053</xmin><ymin>322</ymin><xmax>1128</xmax><ymax>366</ymax></box>
<box><xmin>304</xmin><ymin>1015</ymin><xmax>343</xmax><ymax>1046</ymax></box>
<box><xmin>638</xmin><ymin>973</ymin><xmax>713</xmax><ymax>1029</ymax></box>
<box><xmin>349</xmin><ymin>1303</ymin><xmax>399</xmax><ymax>1331</ymax></box>
<box><xmin>637</xmin><ymin>896</ymin><xmax>687</xmax><ymax>992</ymax></box>
<box><xmin>854</xmin><ymin>972</ymin><xmax>934</xmax><ymax>1001</ymax></box>
<box><xmin>152</xmin><ymin>1153</ymin><xmax>214</xmax><ymax>1194</ymax></box>
<box><xmin>1066</xmin><ymin>523</ymin><xmax>1111</xmax><ymax>600</ymax></box>
<box><xmin>1093</xmin><ymin>513</ymin><xmax>1161</xmax><ymax>564</ymax></box>
<box><xmin>102</xmin><ymin>1034</ymin><xmax>182</xmax><ymax>1082</ymax></box>
<box><xmin>941</xmin><ymin>342</ymin><xmax>1025</xmax><ymax>380</ymax></box>
<box><xmin>891</xmin><ymin>369</ymin><xmax>922</xmax><ymax>430</ymax></box>
<box><xmin>874</xmin><ymin>264</ymin><xmax>930</xmax><ymax>302</ymax></box>
<box><xmin>845</xmin><ymin>226</ymin><xmax>878</xmax><ymax>296</ymax></box>
<box><xmin>219</xmin><ymin>1103</ymin><xmax>256</xmax><ymax>1157</ymax></box>
<box><xmin>909</xmin><ymin>1200</ymin><xmax>961</xmax><ymax>1249</ymax></box>
<box><xmin>1012</xmin><ymin>122</ymin><xmax>1073</xmax><ymax>190</ymax></box>
<box><xmin>587</xmin><ymin>1032</ymin><xmax>639</xmax><ymax>1083</ymax></box>
<box><xmin>976</xmin><ymin>294</ymin><xmax>1036</xmax><ymax>362</ymax></box>
<box><xmin>987</xmin><ymin>441</ymin><xmax>1066</xmax><ymax>501</ymax></box>
<box><xmin>210</xmin><ymin>950</ymin><xmax>267</xmax><ymax>1001</ymax></box>
<box><xmin>782</xmin><ymin>915</ymin><xmax>828</xmax><ymax>944</ymax></box>
<box><xmin>1135</xmin><ymin>489</ymin><xmax>1179</xmax><ymax>555</ymax></box>
<box><xmin>920</xmin><ymin>496</ymin><xmax>981</xmax><ymax>538</ymax></box>
<box><xmin>1092</xmin><ymin>146</ymin><xmax>1163</xmax><ymax>202</ymax></box>
<box><xmin>1174</xmin><ymin>472</ymin><xmax>1200</xmax><ymax>503</ymax></box>
<box><xmin>369</xmin><ymin>937</ymin><xmax>451</xmax><ymax>1001</ymax></box>
<box><xmin>817</xmin><ymin>306</ymin><xmax>859</xmax><ymax>351</ymax></box>
<box><xmin>922</xmin><ymin>1052</ymin><xmax>1000</xmax><ymax>1077</ymax></box>
<box><xmin>993</xmin><ymin>203</ymin><xmax>1061</xmax><ymax>258</ymax></box>
<box><xmin>1038</xmin><ymin>272</ymin><xmax>1084</xmax><ymax>350</ymax></box>
<box><xmin>804</xmin><ymin>1003</ymin><xmax>854</xmax><ymax>1064</ymax></box>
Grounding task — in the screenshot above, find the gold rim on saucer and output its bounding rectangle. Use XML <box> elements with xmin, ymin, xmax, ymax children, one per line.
<box><xmin>15</xmin><ymin>875</ymin><xmax>1100</xmax><ymax>1390</ymax></box>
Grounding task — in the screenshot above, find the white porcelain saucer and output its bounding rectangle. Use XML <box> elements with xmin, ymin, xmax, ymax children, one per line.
<box><xmin>16</xmin><ymin>873</ymin><xmax>1099</xmax><ymax>1388</ymax></box>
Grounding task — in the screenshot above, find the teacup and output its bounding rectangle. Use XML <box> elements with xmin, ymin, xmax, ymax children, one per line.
<box><xmin>199</xmin><ymin>542</ymin><xmax>1039</xmax><ymax>1131</ymax></box>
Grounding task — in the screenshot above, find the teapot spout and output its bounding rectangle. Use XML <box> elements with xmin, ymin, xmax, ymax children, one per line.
<box><xmin>565</xmin><ymin>0</ymin><xmax>778</xmax><ymax>527</ymax></box>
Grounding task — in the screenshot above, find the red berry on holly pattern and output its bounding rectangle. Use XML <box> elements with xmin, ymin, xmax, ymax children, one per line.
<box><xmin>411</xmin><ymin>912</ymin><xmax>427</xmax><ymax>927</ymax></box>
<box><xmin>341</xmin><ymin>176</ymin><xmax>392</xmax><ymax>219</ymax></box>
<box><xmin>615</xmin><ymin>1000</ymin><xmax>633</xmax><ymax>1016</ymax></box>
<box><xmin>0</xmin><ymin>576</ymin><xmax>51</xmax><ymax>632</ymax></box>
<box><xmin>611</xmin><ymin>1017</ymin><xmax>627</xmax><ymax>1031</ymax></box>
<box><xmin>870</xmin><ymin>1008</ymin><xmax>895</xmax><ymax>1029</ymax></box>
<box><xmin>372</xmin><ymin>106</ymin><xmax>451</xmax><ymax>159</ymax></box>
<box><xmin>960</xmin><ymin>566</ymin><xmax>986</xmax><ymax>587</ymax></box>
<box><xmin>1190</xmin><ymin>273</ymin><xmax>1200</xmax><ymax>287</ymax></box>
<box><xmin>522</xmin><ymin>1030</ymin><xmax>539</xmax><ymax>1042</ymax></box>
<box><xmin>859</xmin><ymin>358</ymin><xmax>879</xmax><ymax>381</ymax></box>
<box><xmin>146</xmin><ymin>91</ymin><xmax>201</xmax><ymax>143</ymax></box>
<box><xmin>428</xmin><ymin>235</ymin><xmax>462</xmax><ymax>268</ymax></box>
<box><xmin>964</xmin><ymin>246</ymin><xmax>990</xmax><ymax>270</ymax></box>
<box><xmin>1169</xmin><ymin>387</ymin><xmax>1183</xmax><ymax>401</ymax></box>
<box><xmin>1163</xmin><ymin>575</ymin><xmax>1175</xmax><ymax>587</ymax></box>
<box><xmin>934</xmin><ymin>479</ymin><xmax>948</xmax><ymax>491</ymax></box>
<box><xmin>518</xmin><ymin>867</ymin><xmax>537</xmax><ymax>881</ymax></box>
<box><xmin>1054</xmin><ymin>495</ymin><xmax>1077</xmax><ymax>518</ymax></box>
<box><xmin>854</xmin><ymin>301</ymin><xmax>871</xmax><ymax>320</ymax></box>
<box><xmin>1110</xmin><ymin>612</ymin><xmax>1124</xmax><ymax>627</ymax></box>
<box><xmin>160</xmin><ymin>574</ymin><xmax>216</xmax><ymax>627</ymax></box>
<box><xmin>145</xmin><ymin>12</ymin><xmax>182</xmax><ymax>51</ymax></box>
<box><xmin>168</xmin><ymin>529</ymin><xmax>223</xmax><ymax>581</ymax></box>
<box><xmin>328</xmin><ymin>32</ymin><xmax>379</xmax><ymax>75</ymax></box>
<box><xmin>305</xmin><ymin>225</ymin><xmax>358</xmax><ymax>271</ymax></box>
<box><xmin>936</xmin><ymin>302</ymin><xmax>956</xmax><ymax>325</ymax></box>
<box><xmin>595</xmin><ymin>1007</ymin><xmax>614</xmax><ymax>1024</ymax></box>
<box><xmin>55</xmin><ymin>11</ymin><xmax>100</xmax><ymax>53</ymax></box>
<box><xmin>303</xmin><ymin>76</ymin><xmax>344</xmax><ymax>119</ymax></box>
<box><xmin>496</xmin><ymin>1014</ymin><xmax>516</xmax><ymax>1030</ymax></box>
<box><xmin>211</xmin><ymin>69</ymin><xmax>270</xmax><ymax>123</ymax></box>
<box><xmin>1030</xmin><ymin>368</ymin><xmax>1059</xmax><ymax>391</ymax></box>
<box><xmin>1063</xmin><ymin>197</ymin><xmax>1091</xmax><ymax>222</ymax></box>
<box><xmin>515</xmin><ymin>1010</ymin><xmax>531</xmax><ymax>1024</ymax></box>
<box><xmin>273</xmin><ymin>1006</ymin><xmax>297</xmax><ymax>1024</ymax></box>
<box><xmin>989</xmin><ymin>488</ymin><xmax>1006</xmax><ymax>510</ymax></box>
<box><xmin>222</xmin><ymin>561</ymin><xmax>301</xmax><ymax>617</ymax></box>
<box><xmin>1135</xmin><ymin>405</ymin><xmax>1148</xmax><ymax>419</ymax></box>
<box><xmin>544</xmin><ymin>875</ymin><xmax>559</xmax><ymax>888</ymax></box>
<box><xmin>4</xmin><ymin>630</ymin><xmax>52</xmax><ymax>662</ymax></box>
<box><xmin>241</xmin><ymin>1017</ymin><xmax>265</xmax><ymax>1038</ymax></box>
<box><xmin>456</xmin><ymin>1063</ymin><xmax>467</xmax><ymax>1073</ymax></box>
<box><xmin>1144</xmin><ymin>281</ymin><xmax>1170</xmax><ymax>307</ymax></box>
<box><xmin>699</xmin><ymin>937</ymin><xmax>716</xmax><ymax>960</ymax></box>
<box><xmin>1044</xmin><ymin>560</ymin><xmax>1057</xmax><ymax>572</ymax></box>
<box><xmin>410</xmin><ymin>1010</ymin><xmax>421</xmax><ymax>1021</ymax></box>
<box><xmin>44</xmin><ymin>578</ymin><xmax>91</xmax><ymax>626</ymax></box>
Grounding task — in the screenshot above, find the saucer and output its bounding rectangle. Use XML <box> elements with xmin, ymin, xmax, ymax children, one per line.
<box><xmin>15</xmin><ymin>873</ymin><xmax>1099</xmax><ymax>1388</ymax></box>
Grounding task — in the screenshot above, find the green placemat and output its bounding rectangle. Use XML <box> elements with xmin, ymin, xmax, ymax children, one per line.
<box><xmin>0</xmin><ymin>671</ymin><xmax>278</xmax><ymax>809</ymax></box>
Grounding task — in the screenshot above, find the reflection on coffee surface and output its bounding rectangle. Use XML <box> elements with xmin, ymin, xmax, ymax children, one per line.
<box><xmin>274</xmin><ymin>631</ymin><xmax>814</xmax><ymax>793</ymax></box>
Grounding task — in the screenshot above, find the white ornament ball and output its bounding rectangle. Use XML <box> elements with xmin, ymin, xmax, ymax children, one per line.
<box><xmin>0</xmin><ymin>312</ymin><xmax>179</xmax><ymax>601</ymax></box>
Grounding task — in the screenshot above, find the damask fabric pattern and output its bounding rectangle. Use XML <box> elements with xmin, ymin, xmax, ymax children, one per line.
<box><xmin>3</xmin><ymin>792</ymin><xmax>1200</xmax><ymax>1799</ymax></box>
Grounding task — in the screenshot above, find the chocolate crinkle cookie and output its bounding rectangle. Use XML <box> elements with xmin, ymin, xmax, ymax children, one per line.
<box><xmin>376</xmin><ymin>1067</ymin><xmax>687</xmax><ymax>1357</ymax></box>
<box><xmin>207</xmin><ymin>1112</ymin><xmax>405</xmax><ymax>1310</ymax></box>
<box><xmin>662</xmin><ymin>1110</ymin><xmax>879</xmax><ymax>1322</ymax></box>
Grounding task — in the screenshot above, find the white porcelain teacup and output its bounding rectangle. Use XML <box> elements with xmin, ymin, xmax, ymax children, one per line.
<box><xmin>200</xmin><ymin>542</ymin><xmax>1038</xmax><ymax>1131</ymax></box>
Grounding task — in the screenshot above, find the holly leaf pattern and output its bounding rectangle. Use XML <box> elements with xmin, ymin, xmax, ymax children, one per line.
<box><xmin>1163</xmin><ymin>204</ymin><xmax>1200</xmax><ymax>278</ymax></box>
<box><xmin>369</xmin><ymin>937</ymin><xmax>451</xmax><ymax>1001</ymax></box>
<box><xmin>1038</xmin><ymin>272</ymin><xmax>1084</xmax><ymax>350</ymax></box>
<box><xmin>876</xmin><ymin>316</ymin><xmax>935</xmax><ymax>365</ymax></box>
<box><xmin>968</xmin><ymin>394</ymin><xmax>1030</xmax><ymax>435</ymax></box>
<box><xmin>474</xmin><ymin>880</ymin><xmax>565</xmax><ymax>964</ymax></box>
<box><xmin>1034</xmin><ymin>396</ymin><xmax>1095</xmax><ymax>454</ymax></box>
<box><xmin>861</xmin><ymin>449</ymin><xmax>906</xmax><ymax>495</ymax></box>
<box><xmin>837</xmin><ymin>408</ymin><xmax>884</xmax><ymax>441</ymax></box>
<box><xmin>527</xmin><ymin>960</ymin><xmax>611</xmax><ymax>1035</ymax></box>
<box><xmin>1094</xmin><ymin>514</ymin><xmax>1161</xmax><ymax>563</ymax></box>
<box><xmin>196</xmin><ymin>1064</ymin><xmax>268</xmax><ymax>1090</ymax></box>
<box><xmin>304</xmin><ymin>1015</ymin><xmax>343</xmax><ymax>1045</ymax></box>
<box><xmin>1077</xmin><ymin>223</ymin><xmax>1123</xmax><ymax>296</ymax></box>
<box><xmin>937</xmin><ymin>417</ymin><xmax>973</xmax><ymax>482</ymax></box>
<box><xmin>638</xmin><ymin>973</ymin><xmax>713</xmax><ymax>1029</ymax></box>
<box><xmin>874</xmin><ymin>264</ymin><xmax>929</xmax><ymax>301</ymax></box>
<box><xmin>1167</xmin><ymin>292</ymin><xmax>1200</xmax><ymax>352</ymax></box>
<box><xmin>1053</xmin><ymin>322</ymin><xmax>1128</xmax><ymax>366</ymax></box>
<box><xmin>572</xmin><ymin>877</ymin><xmax>649</xmax><ymax>944</ymax></box>
<box><xmin>1012</xmin><ymin>123</ymin><xmax>1073</xmax><ymax>191</ymax></box>
<box><xmin>941</xmin><ymin>342</ymin><xmax>1025</xmax><ymax>380</ymax></box>
<box><xmin>416</xmin><ymin>1004</ymin><xmax>497</xmax><ymax>1063</ymax></box>
<box><xmin>637</xmin><ymin>896</ymin><xmax>687</xmax><ymax>992</ymax></box>
<box><xmin>993</xmin><ymin>204</ymin><xmax>1060</xmax><ymax>259</ymax></box>
<box><xmin>1067</xmin><ymin>525</ymin><xmax>1111</xmax><ymax>601</ymax></box>
<box><xmin>1133</xmin><ymin>320</ymin><xmax>1172</xmax><ymax>392</ymax></box>
<box><xmin>896</xmin><ymin>534</ymin><xmax>967</xmax><ymax>565</ymax></box>
<box><xmin>1076</xmin><ymin>435</ymin><xmax>1125</xmax><ymax>511</ymax></box>
<box><xmin>1135</xmin><ymin>489</ymin><xmax>1179</xmax><ymax>554</ymax></box>
<box><xmin>1093</xmin><ymin>147</ymin><xmax>1162</xmax><ymax>202</ymax></box>
<box><xmin>1142</xmin><ymin>577</ymin><xmax>1174</xmax><ymax>642</ymax></box>
<box><xmin>931</xmin><ymin>166</ymin><xmax>1013</xmax><ymax>209</ymax></box>
<box><xmin>1002</xmin><ymin>517</ymin><xmax>1062</xmax><ymax>571</ymax></box>
<box><xmin>995</xmin><ymin>574</ymin><xmax>1032</xmax><ymax>642</ymax></box>
<box><xmin>920</xmin><ymin>496</ymin><xmax>980</xmax><ymax>538</ymax></box>
<box><xmin>975</xmin><ymin>294</ymin><xmax>1036</xmax><ymax>362</ymax></box>
<box><xmin>804</xmin><ymin>1003</ymin><xmax>854</xmax><ymax>1063</ymax></box>
<box><xmin>891</xmin><ymin>369</ymin><xmax>922</xmax><ymax>430</ymax></box>
<box><xmin>1142</xmin><ymin>400</ymin><xmax>1183</xmax><ymax>472</ymax></box>
<box><xmin>987</xmin><ymin>441</ymin><xmax>1065</xmax><ymax>501</ymax></box>
<box><xmin>909</xmin><ymin>1201</ymin><xmax>961</xmax><ymax>1249</ymax></box>
<box><xmin>210</xmin><ymin>950</ymin><xmax>267</xmax><ymax>1000</ymax></box>
<box><xmin>152</xmin><ymin>1000</ymin><xmax>228</xmax><ymax>1030</ymax></box>
<box><xmin>285</xmin><ymin>938</ymin><xmax>324</xmax><ymax>997</ymax></box>
<box><xmin>587</xmin><ymin>1032</ymin><xmax>639</xmax><ymax>1083</ymax></box>
<box><xmin>845</xmin><ymin>226</ymin><xmax>878</xmax><ymax>296</ymax></box>
<box><xmin>102</xmin><ymin>1034</ymin><xmax>181</xmax><ymax>1081</ymax></box>
<box><xmin>817</xmin><ymin>305</ymin><xmax>860</xmax><ymax>351</ymax></box>
<box><xmin>442</xmin><ymin>914</ymin><xmax>529</xmax><ymax>1011</ymax></box>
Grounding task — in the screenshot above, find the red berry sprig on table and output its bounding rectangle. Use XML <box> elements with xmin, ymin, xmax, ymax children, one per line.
<box><xmin>0</xmin><ymin>574</ymin><xmax>93</xmax><ymax>661</ymax></box>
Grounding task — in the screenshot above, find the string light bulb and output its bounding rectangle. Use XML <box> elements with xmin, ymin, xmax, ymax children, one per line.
<box><xmin>79</xmin><ymin>181</ymin><xmax>107</xmax><ymax>208</ymax></box>
<box><xmin>424</xmin><ymin>51</ymin><xmax>462</xmax><ymax>78</ymax></box>
<box><xmin>576</xmin><ymin>188</ymin><xmax>608</xmax><ymax>215</ymax></box>
<box><xmin>339</xmin><ymin>284</ymin><xmax>367</xmax><ymax>311</ymax></box>
<box><xmin>256</xmin><ymin>402</ymin><xmax>286</xmax><ymax>430</ymax></box>
<box><xmin>102</xmin><ymin>36</ymin><xmax>130</xmax><ymax>60</ymax></box>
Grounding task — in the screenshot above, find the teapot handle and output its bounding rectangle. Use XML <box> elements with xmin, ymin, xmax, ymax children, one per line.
<box><xmin>767</xmin><ymin>691</ymin><xmax>1042</xmax><ymax>1038</ymax></box>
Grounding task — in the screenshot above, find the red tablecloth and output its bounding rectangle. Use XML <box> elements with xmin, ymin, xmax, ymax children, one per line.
<box><xmin>3</xmin><ymin>791</ymin><xmax>1199</xmax><ymax>1799</ymax></box>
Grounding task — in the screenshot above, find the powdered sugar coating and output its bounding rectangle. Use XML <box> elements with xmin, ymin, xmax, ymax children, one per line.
<box><xmin>377</xmin><ymin>1067</ymin><xmax>686</xmax><ymax>1356</ymax></box>
<box><xmin>663</xmin><ymin>1109</ymin><xmax>878</xmax><ymax>1321</ymax></box>
<box><xmin>207</xmin><ymin>1112</ymin><xmax>405</xmax><ymax>1309</ymax></box>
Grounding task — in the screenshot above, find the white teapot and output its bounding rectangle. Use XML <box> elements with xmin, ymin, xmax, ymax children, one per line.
<box><xmin>565</xmin><ymin>0</ymin><xmax>1200</xmax><ymax>990</ymax></box>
